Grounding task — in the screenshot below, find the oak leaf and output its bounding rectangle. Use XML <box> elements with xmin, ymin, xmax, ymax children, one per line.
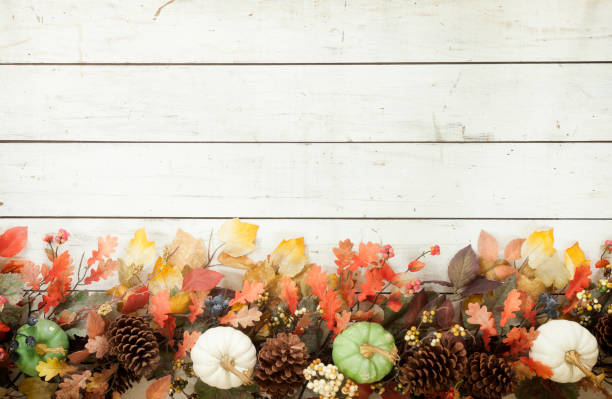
<box><xmin>86</xmin><ymin>365</ymin><xmax>117</xmax><ymax>395</ymax></box>
<box><xmin>84</xmin><ymin>259</ymin><xmax>118</xmax><ymax>285</ymax></box>
<box><xmin>149</xmin><ymin>289</ymin><xmax>171</xmax><ymax>328</ymax></box>
<box><xmin>305</xmin><ymin>264</ymin><xmax>328</xmax><ymax>299</ymax></box>
<box><xmin>174</xmin><ymin>330</ymin><xmax>202</xmax><ymax>359</ymax></box>
<box><xmin>86</xmin><ymin>310</ymin><xmax>105</xmax><ymax>338</ymax></box>
<box><xmin>351</xmin><ymin>242</ymin><xmax>381</xmax><ymax>271</ymax></box>
<box><xmin>219</xmin><ymin>306</ymin><xmax>262</xmax><ymax>328</ymax></box>
<box><xmin>333</xmin><ymin>310</ymin><xmax>351</xmax><ymax>337</ymax></box>
<box><xmin>565</xmin><ymin>264</ymin><xmax>592</xmax><ymax>299</ymax></box>
<box><xmin>280</xmin><ymin>276</ymin><xmax>299</xmax><ymax>314</ymax></box>
<box><xmin>358</xmin><ymin>268</ymin><xmax>384</xmax><ymax>302</ymax></box>
<box><xmin>503</xmin><ymin>327</ymin><xmax>538</xmax><ymax>356</ymax></box>
<box><xmin>519</xmin><ymin>357</ymin><xmax>553</xmax><ymax>379</ymax></box>
<box><xmin>56</xmin><ymin>371</ymin><xmax>91</xmax><ymax>399</ymax></box>
<box><xmin>333</xmin><ymin>239</ymin><xmax>355</xmax><ymax>275</ymax></box>
<box><xmin>500</xmin><ymin>289</ymin><xmax>522</xmax><ymax>327</ymax></box>
<box><xmin>188</xmin><ymin>291</ymin><xmax>206</xmax><ymax>323</ymax></box>
<box><xmin>87</xmin><ymin>235</ymin><xmax>118</xmax><ymax>267</ymax></box>
<box><xmin>320</xmin><ymin>289</ymin><xmax>342</xmax><ymax>330</ymax></box>
<box><xmin>36</xmin><ymin>357</ymin><xmax>77</xmax><ymax>381</ymax></box>
<box><xmin>230</xmin><ymin>279</ymin><xmax>264</xmax><ymax>306</ymax></box>
<box><xmin>21</xmin><ymin>262</ymin><xmax>42</xmax><ymax>290</ymax></box>
<box><xmin>85</xmin><ymin>336</ymin><xmax>109</xmax><ymax>358</ymax></box>
<box><xmin>465</xmin><ymin>302</ymin><xmax>497</xmax><ymax>336</ymax></box>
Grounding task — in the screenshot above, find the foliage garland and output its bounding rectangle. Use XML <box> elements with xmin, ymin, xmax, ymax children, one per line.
<box><xmin>0</xmin><ymin>221</ymin><xmax>611</xmax><ymax>399</ymax></box>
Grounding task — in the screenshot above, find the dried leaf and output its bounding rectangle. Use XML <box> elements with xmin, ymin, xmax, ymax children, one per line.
<box><xmin>218</xmin><ymin>218</ymin><xmax>258</xmax><ymax>257</ymax></box>
<box><xmin>270</xmin><ymin>237</ymin><xmax>308</xmax><ymax>277</ymax></box>
<box><xmin>436</xmin><ymin>298</ymin><xmax>455</xmax><ymax>328</ymax></box>
<box><xmin>534</xmin><ymin>256</ymin><xmax>570</xmax><ymax>289</ymax></box>
<box><xmin>84</xmin><ymin>258</ymin><xmax>118</xmax><ymax>285</ymax></box>
<box><xmin>333</xmin><ymin>239</ymin><xmax>355</xmax><ymax>275</ymax></box>
<box><xmin>86</xmin><ymin>310</ymin><xmax>105</xmax><ymax>338</ymax></box>
<box><xmin>19</xmin><ymin>377</ymin><xmax>57</xmax><ymax>399</ymax></box>
<box><xmin>86</xmin><ymin>365</ymin><xmax>117</xmax><ymax>394</ymax></box>
<box><xmin>447</xmin><ymin>245</ymin><xmax>478</xmax><ymax>289</ymax></box>
<box><xmin>243</xmin><ymin>261</ymin><xmax>276</xmax><ymax>288</ymax></box>
<box><xmin>519</xmin><ymin>357</ymin><xmax>553</xmax><ymax>379</ymax></box>
<box><xmin>358</xmin><ymin>268</ymin><xmax>384</xmax><ymax>302</ymax></box>
<box><xmin>166</xmin><ymin>229</ymin><xmax>208</xmax><ymax>272</ymax></box>
<box><xmin>21</xmin><ymin>262</ymin><xmax>42</xmax><ymax>290</ymax></box>
<box><xmin>503</xmin><ymin>327</ymin><xmax>538</xmax><ymax>356</ymax></box>
<box><xmin>351</xmin><ymin>242</ymin><xmax>381</xmax><ymax>270</ymax></box>
<box><xmin>85</xmin><ymin>336</ymin><xmax>109</xmax><ymax>358</ymax></box>
<box><xmin>320</xmin><ymin>289</ymin><xmax>342</xmax><ymax>330</ymax></box>
<box><xmin>149</xmin><ymin>257</ymin><xmax>183</xmax><ymax>294</ymax></box>
<box><xmin>56</xmin><ymin>371</ymin><xmax>91</xmax><ymax>399</ymax></box>
<box><xmin>219</xmin><ymin>306</ymin><xmax>262</xmax><ymax>328</ymax></box>
<box><xmin>478</xmin><ymin>230</ymin><xmax>499</xmax><ymax>262</ymax></box>
<box><xmin>146</xmin><ymin>375</ymin><xmax>172</xmax><ymax>399</ymax></box>
<box><xmin>504</xmin><ymin>238</ymin><xmax>525</xmax><ymax>261</ymax></box>
<box><xmin>68</xmin><ymin>349</ymin><xmax>90</xmax><ymax>364</ymax></box>
<box><xmin>119</xmin><ymin>228</ymin><xmax>155</xmax><ymax>287</ymax></box>
<box><xmin>465</xmin><ymin>302</ymin><xmax>497</xmax><ymax>336</ymax></box>
<box><xmin>217</xmin><ymin>252</ymin><xmax>255</xmax><ymax>270</ymax></box>
<box><xmin>149</xmin><ymin>289</ymin><xmax>171</xmax><ymax>328</ymax></box>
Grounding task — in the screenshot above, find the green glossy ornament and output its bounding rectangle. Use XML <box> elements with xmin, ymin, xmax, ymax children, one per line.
<box><xmin>15</xmin><ymin>319</ymin><xmax>69</xmax><ymax>377</ymax></box>
<box><xmin>332</xmin><ymin>322</ymin><xmax>398</xmax><ymax>384</ymax></box>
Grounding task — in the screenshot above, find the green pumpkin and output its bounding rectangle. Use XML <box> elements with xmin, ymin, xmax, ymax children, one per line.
<box><xmin>15</xmin><ymin>319</ymin><xmax>69</xmax><ymax>377</ymax></box>
<box><xmin>332</xmin><ymin>322</ymin><xmax>397</xmax><ymax>384</ymax></box>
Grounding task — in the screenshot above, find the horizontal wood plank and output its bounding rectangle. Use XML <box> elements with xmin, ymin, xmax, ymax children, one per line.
<box><xmin>0</xmin><ymin>142</ymin><xmax>608</xmax><ymax>218</ymax></box>
<box><xmin>2</xmin><ymin>64</ymin><xmax>612</xmax><ymax>142</ymax></box>
<box><xmin>2</xmin><ymin>218</ymin><xmax>609</xmax><ymax>291</ymax></box>
<box><xmin>2</xmin><ymin>0</ymin><xmax>612</xmax><ymax>63</ymax></box>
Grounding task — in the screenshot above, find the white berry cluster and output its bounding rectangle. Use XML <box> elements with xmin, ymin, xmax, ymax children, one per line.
<box><xmin>303</xmin><ymin>359</ymin><xmax>358</xmax><ymax>399</ymax></box>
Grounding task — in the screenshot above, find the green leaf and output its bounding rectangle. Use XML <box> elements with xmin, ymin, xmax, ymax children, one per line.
<box><xmin>447</xmin><ymin>245</ymin><xmax>478</xmax><ymax>289</ymax></box>
<box><xmin>0</xmin><ymin>273</ymin><xmax>24</xmax><ymax>304</ymax></box>
<box><xmin>53</xmin><ymin>291</ymin><xmax>109</xmax><ymax>314</ymax></box>
<box><xmin>65</xmin><ymin>327</ymin><xmax>87</xmax><ymax>339</ymax></box>
<box><xmin>193</xmin><ymin>380</ymin><xmax>257</xmax><ymax>399</ymax></box>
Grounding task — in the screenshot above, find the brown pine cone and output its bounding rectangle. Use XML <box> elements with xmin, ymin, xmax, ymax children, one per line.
<box><xmin>398</xmin><ymin>340</ymin><xmax>467</xmax><ymax>396</ymax></box>
<box><xmin>111</xmin><ymin>366</ymin><xmax>138</xmax><ymax>394</ymax></box>
<box><xmin>462</xmin><ymin>352</ymin><xmax>518</xmax><ymax>399</ymax></box>
<box><xmin>254</xmin><ymin>333</ymin><xmax>309</xmax><ymax>398</ymax></box>
<box><xmin>107</xmin><ymin>315</ymin><xmax>160</xmax><ymax>378</ymax></box>
<box><xmin>594</xmin><ymin>313</ymin><xmax>612</xmax><ymax>355</ymax></box>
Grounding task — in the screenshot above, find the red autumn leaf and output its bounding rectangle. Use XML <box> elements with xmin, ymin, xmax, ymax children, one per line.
<box><xmin>478</xmin><ymin>230</ymin><xmax>499</xmax><ymax>262</ymax></box>
<box><xmin>333</xmin><ymin>310</ymin><xmax>351</xmax><ymax>337</ymax></box>
<box><xmin>162</xmin><ymin>316</ymin><xmax>176</xmax><ymax>346</ymax></box>
<box><xmin>519</xmin><ymin>291</ymin><xmax>537</xmax><ymax>327</ymax></box>
<box><xmin>146</xmin><ymin>375</ymin><xmax>172</xmax><ymax>399</ymax></box>
<box><xmin>174</xmin><ymin>330</ymin><xmax>202</xmax><ymax>360</ymax></box>
<box><xmin>149</xmin><ymin>290</ymin><xmax>171</xmax><ymax>328</ymax></box>
<box><xmin>46</xmin><ymin>251</ymin><xmax>73</xmax><ymax>283</ymax></box>
<box><xmin>519</xmin><ymin>357</ymin><xmax>553</xmax><ymax>379</ymax></box>
<box><xmin>294</xmin><ymin>312</ymin><xmax>312</xmax><ymax>335</ymax></box>
<box><xmin>0</xmin><ymin>226</ymin><xmax>27</xmax><ymax>257</ymax></box>
<box><xmin>122</xmin><ymin>286</ymin><xmax>150</xmax><ymax>314</ymax></box>
<box><xmin>181</xmin><ymin>268</ymin><xmax>224</xmax><ymax>291</ymax></box>
<box><xmin>387</xmin><ymin>290</ymin><xmax>403</xmax><ymax>312</ymax></box>
<box><xmin>358</xmin><ymin>268</ymin><xmax>384</xmax><ymax>302</ymax></box>
<box><xmin>280</xmin><ymin>276</ymin><xmax>299</xmax><ymax>314</ymax></box>
<box><xmin>500</xmin><ymin>289</ymin><xmax>522</xmax><ymax>327</ymax></box>
<box><xmin>503</xmin><ymin>327</ymin><xmax>538</xmax><ymax>357</ymax></box>
<box><xmin>408</xmin><ymin>260</ymin><xmax>425</xmax><ymax>272</ymax></box>
<box><xmin>0</xmin><ymin>322</ymin><xmax>10</xmax><ymax>333</ymax></box>
<box><xmin>333</xmin><ymin>239</ymin><xmax>355</xmax><ymax>275</ymax></box>
<box><xmin>320</xmin><ymin>289</ymin><xmax>342</xmax><ymax>330</ymax></box>
<box><xmin>339</xmin><ymin>273</ymin><xmax>356</xmax><ymax>308</ymax></box>
<box><xmin>87</xmin><ymin>235</ymin><xmax>118</xmax><ymax>266</ymax></box>
<box><xmin>86</xmin><ymin>310</ymin><xmax>105</xmax><ymax>338</ymax></box>
<box><xmin>380</xmin><ymin>263</ymin><xmax>397</xmax><ymax>284</ymax></box>
<box><xmin>219</xmin><ymin>306</ymin><xmax>262</xmax><ymax>328</ymax></box>
<box><xmin>306</xmin><ymin>264</ymin><xmax>328</xmax><ymax>299</ymax></box>
<box><xmin>229</xmin><ymin>280</ymin><xmax>264</xmax><ymax>306</ymax></box>
<box><xmin>85</xmin><ymin>335</ymin><xmax>109</xmax><ymax>358</ymax></box>
<box><xmin>20</xmin><ymin>262</ymin><xmax>41</xmax><ymax>290</ymax></box>
<box><xmin>351</xmin><ymin>242</ymin><xmax>381</xmax><ymax>271</ymax></box>
<box><xmin>84</xmin><ymin>259</ymin><xmax>119</xmax><ymax>285</ymax></box>
<box><xmin>565</xmin><ymin>264</ymin><xmax>592</xmax><ymax>299</ymax></box>
<box><xmin>188</xmin><ymin>292</ymin><xmax>206</xmax><ymax>323</ymax></box>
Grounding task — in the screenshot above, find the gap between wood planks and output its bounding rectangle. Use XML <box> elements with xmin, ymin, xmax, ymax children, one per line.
<box><xmin>1</xmin><ymin>61</ymin><xmax>612</xmax><ymax>66</ymax></box>
<box><xmin>2</xmin><ymin>217</ymin><xmax>612</xmax><ymax>221</ymax></box>
<box><xmin>3</xmin><ymin>141</ymin><xmax>612</xmax><ymax>144</ymax></box>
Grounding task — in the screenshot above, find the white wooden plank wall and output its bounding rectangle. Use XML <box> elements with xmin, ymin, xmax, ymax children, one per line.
<box><xmin>1</xmin><ymin>1</ymin><xmax>611</xmax><ymax>398</ymax></box>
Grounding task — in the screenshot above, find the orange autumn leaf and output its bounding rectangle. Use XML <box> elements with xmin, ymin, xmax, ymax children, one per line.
<box><xmin>229</xmin><ymin>280</ymin><xmax>264</xmax><ymax>306</ymax></box>
<box><xmin>357</xmin><ymin>268</ymin><xmax>384</xmax><ymax>302</ymax></box>
<box><xmin>306</xmin><ymin>264</ymin><xmax>328</xmax><ymax>300</ymax></box>
<box><xmin>520</xmin><ymin>356</ymin><xmax>553</xmax><ymax>379</ymax></box>
<box><xmin>146</xmin><ymin>375</ymin><xmax>172</xmax><ymax>399</ymax></box>
<box><xmin>500</xmin><ymin>289</ymin><xmax>522</xmax><ymax>327</ymax></box>
<box><xmin>87</xmin><ymin>235</ymin><xmax>118</xmax><ymax>266</ymax></box>
<box><xmin>478</xmin><ymin>230</ymin><xmax>499</xmax><ymax>262</ymax></box>
<box><xmin>339</xmin><ymin>274</ymin><xmax>356</xmax><ymax>308</ymax></box>
<box><xmin>333</xmin><ymin>239</ymin><xmax>355</xmax><ymax>275</ymax></box>
<box><xmin>0</xmin><ymin>226</ymin><xmax>27</xmax><ymax>257</ymax></box>
<box><xmin>333</xmin><ymin>310</ymin><xmax>351</xmax><ymax>337</ymax></box>
<box><xmin>84</xmin><ymin>259</ymin><xmax>119</xmax><ymax>285</ymax></box>
<box><xmin>219</xmin><ymin>306</ymin><xmax>262</xmax><ymax>328</ymax></box>
<box><xmin>503</xmin><ymin>327</ymin><xmax>538</xmax><ymax>356</ymax></box>
<box><xmin>387</xmin><ymin>290</ymin><xmax>403</xmax><ymax>312</ymax></box>
<box><xmin>504</xmin><ymin>238</ymin><xmax>525</xmax><ymax>261</ymax></box>
<box><xmin>519</xmin><ymin>291</ymin><xmax>537</xmax><ymax>327</ymax></box>
<box><xmin>465</xmin><ymin>302</ymin><xmax>498</xmax><ymax>344</ymax></box>
<box><xmin>565</xmin><ymin>264</ymin><xmax>592</xmax><ymax>299</ymax></box>
<box><xmin>86</xmin><ymin>310</ymin><xmax>105</xmax><ymax>338</ymax></box>
<box><xmin>149</xmin><ymin>290</ymin><xmax>171</xmax><ymax>328</ymax></box>
<box><xmin>188</xmin><ymin>292</ymin><xmax>206</xmax><ymax>323</ymax></box>
<box><xmin>174</xmin><ymin>331</ymin><xmax>202</xmax><ymax>360</ymax></box>
<box><xmin>320</xmin><ymin>290</ymin><xmax>342</xmax><ymax>330</ymax></box>
<box><xmin>41</xmin><ymin>251</ymin><xmax>74</xmax><ymax>313</ymax></box>
<box><xmin>281</xmin><ymin>276</ymin><xmax>299</xmax><ymax>314</ymax></box>
<box><xmin>351</xmin><ymin>242</ymin><xmax>381</xmax><ymax>271</ymax></box>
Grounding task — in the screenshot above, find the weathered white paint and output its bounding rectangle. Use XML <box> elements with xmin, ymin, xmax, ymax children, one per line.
<box><xmin>2</xmin><ymin>0</ymin><xmax>612</xmax><ymax>63</ymax></box>
<box><xmin>2</xmin><ymin>64</ymin><xmax>611</xmax><ymax>142</ymax></box>
<box><xmin>0</xmin><ymin>142</ymin><xmax>608</xmax><ymax>218</ymax></box>
<box><xmin>2</xmin><ymin>218</ymin><xmax>609</xmax><ymax>292</ymax></box>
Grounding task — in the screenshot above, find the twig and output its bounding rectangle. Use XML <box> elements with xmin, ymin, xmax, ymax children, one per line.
<box><xmin>153</xmin><ymin>0</ymin><xmax>176</xmax><ymax>20</ymax></box>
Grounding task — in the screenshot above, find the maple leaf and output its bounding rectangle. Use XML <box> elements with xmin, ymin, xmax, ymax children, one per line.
<box><xmin>86</xmin><ymin>310</ymin><xmax>105</xmax><ymax>338</ymax></box>
<box><xmin>121</xmin><ymin>286</ymin><xmax>150</xmax><ymax>314</ymax></box>
<box><xmin>219</xmin><ymin>306</ymin><xmax>262</xmax><ymax>328</ymax></box>
<box><xmin>181</xmin><ymin>268</ymin><xmax>224</xmax><ymax>291</ymax></box>
<box><xmin>351</xmin><ymin>242</ymin><xmax>381</xmax><ymax>271</ymax></box>
<box><xmin>465</xmin><ymin>302</ymin><xmax>497</xmax><ymax>336</ymax></box>
<box><xmin>280</xmin><ymin>276</ymin><xmax>299</xmax><ymax>314</ymax></box>
<box><xmin>500</xmin><ymin>289</ymin><xmax>522</xmax><ymax>327</ymax></box>
<box><xmin>503</xmin><ymin>327</ymin><xmax>538</xmax><ymax>357</ymax></box>
<box><xmin>358</xmin><ymin>268</ymin><xmax>384</xmax><ymax>302</ymax></box>
<box><xmin>21</xmin><ymin>262</ymin><xmax>41</xmax><ymax>290</ymax></box>
<box><xmin>149</xmin><ymin>290</ymin><xmax>171</xmax><ymax>328</ymax></box>
<box><xmin>565</xmin><ymin>264</ymin><xmax>592</xmax><ymax>299</ymax></box>
<box><xmin>320</xmin><ymin>289</ymin><xmax>342</xmax><ymax>330</ymax></box>
<box><xmin>174</xmin><ymin>331</ymin><xmax>202</xmax><ymax>360</ymax></box>
<box><xmin>333</xmin><ymin>239</ymin><xmax>355</xmax><ymax>275</ymax></box>
<box><xmin>229</xmin><ymin>280</ymin><xmax>264</xmax><ymax>306</ymax></box>
<box><xmin>85</xmin><ymin>336</ymin><xmax>109</xmax><ymax>358</ymax></box>
<box><xmin>333</xmin><ymin>310</ymin><xmax>351</xmax><ymax>337</ymax></box>
<box><xmin>146</xmin><ymin>375</ymin><xmax>172</xmax><ymax>399</ymax></box>
<box><xmin>84</xmin><ymin>259</ymin><xmax>119</xmax><ymax>285</ymax></box>
<box><xmin>0</xmin><ymin>226</ymin><xmax>27</xmax><ymax>257</ymax></box>
<box><xmin>56</xmin><ymin>371</ymin><xmax>91</xmax><ymax>399</ymax></box>
<box><xmin>36</xmin><ymin>357</ymin><xmax>77</xmax><ymax>381</ymax></box>
<box><xmin>306</xmin><ymin>264</ymin><xmax>328</xmax><ymax>300</ymax></box>
<box><xmin>87</xmin><ymin>235</ymin><xmax>118</xmax><ymax>267</ymax></box>
<box><xmin>519</xmin><ymin>357</ymin><xmax>553</xmax><ymax>379</ymax></box>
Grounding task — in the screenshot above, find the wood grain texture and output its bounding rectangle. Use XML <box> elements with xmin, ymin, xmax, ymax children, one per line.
<box><xmin>3</xmin><ymin>218</ymin><xmax>609</xmax><ymax>291</ymax></box>
<box><xmin>3</xmin><ymin>64</ymin><xmax>611</xmax><ymax>142</ymax></box>
<box><xmin>0</xmin><ymin>142</ymin><xmax>608</xmax><ymax>218</ymax></box>
<box><xmin>2</xmin><ymin>0</ymin><xmax>612</xmax><ymax>63</ymax></box>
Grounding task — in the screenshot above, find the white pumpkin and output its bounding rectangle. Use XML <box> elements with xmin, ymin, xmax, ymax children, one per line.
<box><xmin>530</xmin><ymin>320</ymin><xmax>599</xmax><ymax>383</ymax></box>
<box><xmin>191</xmin><ymin>326</ymin><xmax>257</xmax><ymax>389</ymax></box>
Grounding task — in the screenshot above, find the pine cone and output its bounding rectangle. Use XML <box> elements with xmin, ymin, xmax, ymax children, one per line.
<box><xmin>594</xmin><ymin>313</ymin><xmax>612</xmax><ymax>355</ymax></box>
<box><xmin>462</xmin><ymin>352</ymin><xmax>518</xmax><ymax>399</ymax></box>
<box><xmin>254</xmin><ymin>333</ymin><xmax>309</xmax><ymax>398</ymax></box>
<box><xmin>107</xmin><ymin>315</ymin><xmax>160</xmax><ymax>378</ymax></box>
<box><xmin>398</xmin><ymin>340</ymin><xmax>467</xmax><ymax>396</ymax></box>
<box><xmin>111</xmin><ymin>366</ymin><xmax>138</xmax><ymax>394</ymax></box>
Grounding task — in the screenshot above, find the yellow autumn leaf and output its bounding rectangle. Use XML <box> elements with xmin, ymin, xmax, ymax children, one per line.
<box><xmin>36</xmin><ymin>357</ymin><xmax>77</xmax><ymax>381</ymax></box>
<box><xmin>170</xmin><ymin>291</ymin><xmax>192</xmax><ymax>313</ymax></box>
<box><xmin>218</xmin><ymin>218</ymin><xmax>259</xmax><ymax>257</ymax></box>
<box><xmin>107</xmin><ymin>284</ymin><xmax>129</xmax><ymax>299</ymax></box>
<box><xmin>18</xmin><ymin>377</ymin><xmax>57</xmax><ymax>399</ymax></box>
<box><xmin>564</xmin><ymin>242</ymin><xmax>590</xmax><ymax>278</ymax></box>
<box><xmin>119</xmin><ymin>228</ymin><xmax>156</xmax><ymax>287</ymax></box>
<box><xmin>243</xmin><ymin>260</ymin><xmax>277</xmax><ymax>288</ymax></box>
<box><xmin>270</xmin><ymin>237</ymin><xmax>308</xmax><ymax>277</ymax></box>
<box><xmin>533</xmin><ymin>255</ymin><xmax>570</xmax><ymax>289</ymax></box>
<box><xmin>148</xmin><ymin>257</ymin><xmax>183</xmax><ymax>295</ymax></box>
<box><xmin>521</xmin><ymin>229</ymin><xmax>556</xmax><ymax>259</ymax></box>
<box><xmin>166</xmin><ymin>229</ymin><xmax>208</xmax><ymax>272</ymax></box>
<box><xmin>218</xmin><ymin>251</ymin><xmax>255</xmax><ymax>270</ymax></box>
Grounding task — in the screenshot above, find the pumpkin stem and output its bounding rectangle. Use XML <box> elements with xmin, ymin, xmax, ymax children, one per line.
<box><xmin>564</xmin><ymin>350</ymin><xmax>600</xmax><ymax>386</ymax></box>
<box><xmin>34</xmin><ymin>343</ymin><xmax>66</xmax><ymax>356</ymax></box>
<box><xmin>220</xmin><ymin>355</ymin><xmax>253</xmax><ymax>386</ymax></box>
<box><xmin>359</xmin><ymin>343</ymin><xmax>399</xmax><ymax>364</ymax></box>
